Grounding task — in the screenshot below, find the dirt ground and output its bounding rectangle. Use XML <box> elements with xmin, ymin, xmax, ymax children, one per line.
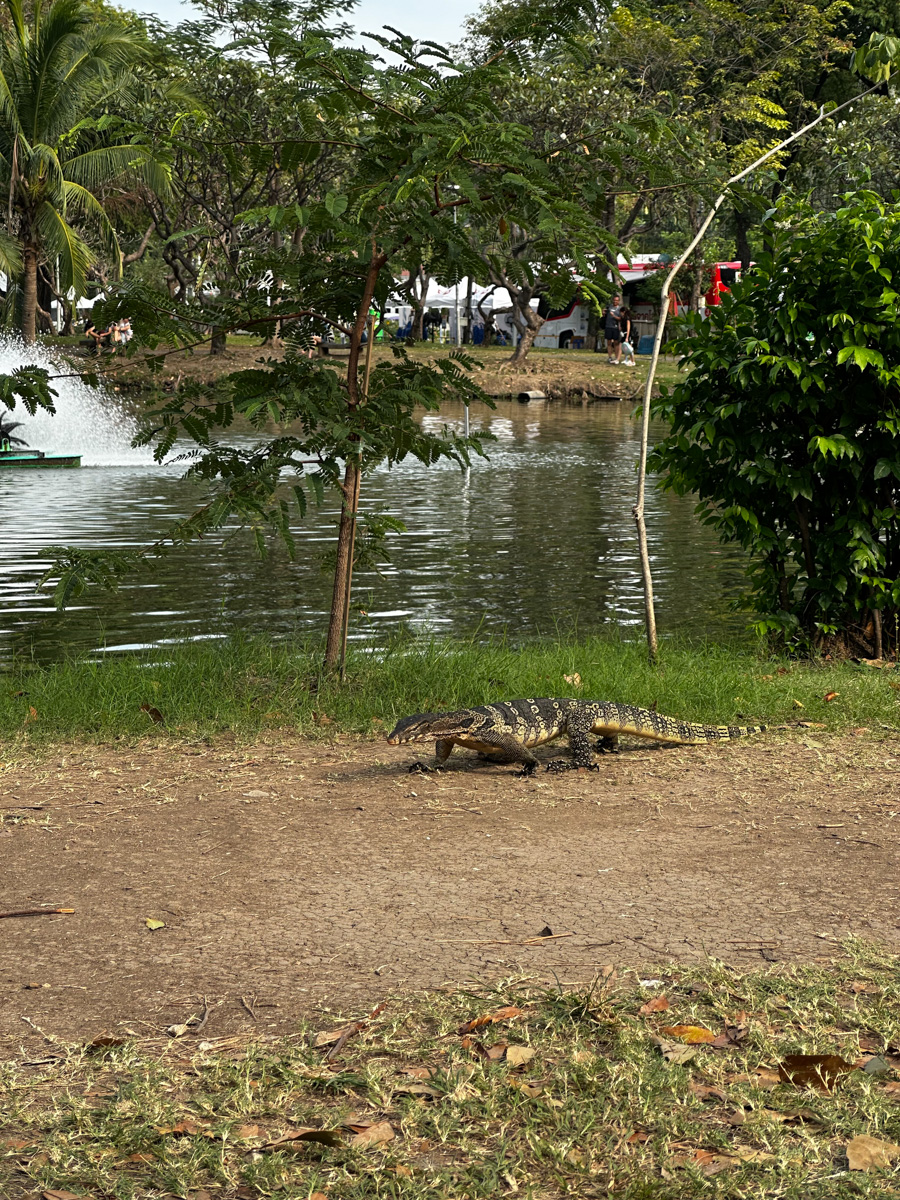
<box><xmin>2</xmin><ymin>731</ymin><xmax>898</xmax><ymax>1054</ymax></box>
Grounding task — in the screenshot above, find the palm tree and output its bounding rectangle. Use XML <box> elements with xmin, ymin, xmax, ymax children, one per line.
<box><xmin>0</xmin><ymin>0</ymin><xmax>168</xmax><ymax>341</ymax></box>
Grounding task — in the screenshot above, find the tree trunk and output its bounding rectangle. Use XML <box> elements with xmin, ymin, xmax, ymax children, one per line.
<box><xmin>21</xmin><ymin>243</ymin><xmax>38</xmax><ymax>345</ymax></box>
<box><xmin>323</xmin><ymin>250</ymin><xmax>387</xmax><ymax>670</ymax></box>
<box><xmin>324</xmin><ymin>461</ymin><xmax>361</xmax><ymax>667</ymax></box>
<box><xmin>210</xmin><ymin>329</ymin><xmax>227</xmax><ymax>355</ymax></box>
<box><xmin>734</xmin><ymin>206</ymin><xmax>753</xmax><ymax>273</ymax></box>
<box><xmin>506</xmin><ymin>298</ymin><xmax>544</xmax><ymax>366</ymax></box>
<box><xmin>462</xmin><ymin>276</ymin><xmax>474</xmax><ymax>344</ymax></box>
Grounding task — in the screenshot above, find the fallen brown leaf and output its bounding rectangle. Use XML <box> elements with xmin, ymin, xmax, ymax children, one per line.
<box><xmin>508</xmin><ymin>1079</ymin><xmax>543</xmax><ymax>1097</ymax></box>
<box><xmin>234</xmin><ymin>1124</ymin><xmax>263</xmax><ymax>1139</ymax></box>
<box><xmin>639</xmin><ymin>996</ymin><xmax>670</xmax><ymax>1015</ymax></box>
<box><xmin>778</xmin><ymin>1053</ymin><xmax>856</xmax><ymax>1090</ymax></box>
<box><xmin>824</xmin><ymin>691</ymin><xmax>839</xmax><ymax>702</ymax></box>
<box><xmin>140</xmin><ymin>703</ymin><xmax>165</xmax><ymax>724</ymax></box>
<box><xmin>155</xmin><ymin>1119</ymin><xmax>206</xmax><ymax>1136</ymax></box>
<box><xmin>847</xmin><ymin>1135</ymin><xmax>900</xmax><ymax>1171</ymax></box>
<box><xmin>712</xmin><ymin>1022</ymin><xmax>749</xmax><ymax>1049</ymax></box>
<box><xmin>349</xmin><ymin>1120</ymin><xmax>395</xmax><ymax>1148</ymax></box>
<box><xmin>688</xmin><ymin>1082</ymin><xmax>727</xmax><ymax>1102</ymax></box>
<box><xmin>85</xmin><ymin>1034</ymin><xmax>127</xmax><ymax>1051</ymax></box>
<box><xmin>458</xmin><ymin>1005</ymin><xmax>523</xmax><ymax>1034</ymax></box>
<box><xmin>393</xmin><ymin>1081</ymin><xmax>441</xmax><ymax>1099</ymax></box>
<box><xmin>505</xmin><ymin>1045</ymin><xmax>535</xmax><ymax>1067</ymax></box>
<box><xmin>42</xmin><ymin>1192</ymin><xmax>84</xmax><ymax>1200</ymax></box>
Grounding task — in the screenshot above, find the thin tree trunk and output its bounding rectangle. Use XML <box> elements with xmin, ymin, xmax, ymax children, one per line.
<box><xmin>323</xmin><ymin>251</ymin><xmax>387</xmax><ymax>669</ymax></box>
<box><xmin>21</xmin><ymin>243</ymin><xmax>38</xmax><ymax>344</ymax></box>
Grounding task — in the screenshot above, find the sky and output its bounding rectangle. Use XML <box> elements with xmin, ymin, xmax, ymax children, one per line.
<box><xmin>133</xmin><ymin>0</ymin><xmax>479</xmax><ymax>45</ymax></box>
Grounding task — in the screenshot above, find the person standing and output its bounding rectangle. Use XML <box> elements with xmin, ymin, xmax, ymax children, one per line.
<box><xmin>603</xmin><ymin>293</ymin><xmax>624</xmax><ymax>364</ymax></box>
<box><xmin>620</xmin><ymin>306</ymin><xmax>637</xmax><ymax>366</ymax></box>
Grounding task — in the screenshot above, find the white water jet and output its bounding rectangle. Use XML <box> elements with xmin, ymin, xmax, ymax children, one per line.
<box><xmin>0</xmin><ymin>335</ymin><xmax>153</xmax><ymax>467</ymax></box>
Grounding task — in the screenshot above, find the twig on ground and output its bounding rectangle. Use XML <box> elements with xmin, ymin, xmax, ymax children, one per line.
<box><xmin>437</xmin><ymin>931</ymin><xmax>576</xmax><ymax>946</ymax></box>
<box><xmin>0</xmin><ymin>907</ymin><xmax>74</xmax><ymax>919</ymax></box>
<box><xmin>240</xmin><ymin>996</ymin><xmax>258</xmax><ymax>1021</ymax></box>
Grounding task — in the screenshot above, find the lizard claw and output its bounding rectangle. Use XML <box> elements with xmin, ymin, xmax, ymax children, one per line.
<box><xmin>545</xmin><ymin>759</ymin><xmax>574</xmax><ymax>773</ymax></box>
<box><xmin>514</xmin><ymin>761</ymin><xmax>538</xmax><ymax>777</ymax></box>
<box><xmin>408</xmin><ymin>761</ymin><xmax>432</xmax><ymax>774</ymax></box>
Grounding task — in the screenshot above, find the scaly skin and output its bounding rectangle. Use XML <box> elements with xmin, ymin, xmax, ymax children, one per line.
<box><xmin>386</xmin><ymin>698</ymin><xmax>767</xmax><ymax>774</ymax></box>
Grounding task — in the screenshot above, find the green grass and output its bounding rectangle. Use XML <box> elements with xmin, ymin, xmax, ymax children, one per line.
<box><xmin>3</xmin><ymin>944</ymin><xmax>900</xmax><ymax>1199</ymax></box>
<box><xmin>1</xmin><ymin>633</ymin><xmax>898</xmax><ymax>744</ymax></box>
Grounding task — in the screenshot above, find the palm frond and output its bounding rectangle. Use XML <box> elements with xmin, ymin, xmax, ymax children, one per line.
<box><xmin>34</xmin><ymin>198</ymin><xmax>93</xmax><ymax>295</ymax></box>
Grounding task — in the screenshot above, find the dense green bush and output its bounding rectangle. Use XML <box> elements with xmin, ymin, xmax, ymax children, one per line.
<box><xmin>651</xmin><ymin>191</ymin><xmax>900</xmax><ymax>654</ymax></box>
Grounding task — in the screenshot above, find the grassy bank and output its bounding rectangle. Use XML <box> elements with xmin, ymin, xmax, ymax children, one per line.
<box><xmin>1</xmin><ymin>633</ymin><xmax>898</xmax><ymax>744</ymax></box>
<box><xmin>3</xmin><ymin>945</ymin><xmax>900</xmax><ymax>1199</ymax></box>
<box><xmin>39</xmin><ymin>333</ymin><xmax>683</xmax><ymax>398</ymax></box>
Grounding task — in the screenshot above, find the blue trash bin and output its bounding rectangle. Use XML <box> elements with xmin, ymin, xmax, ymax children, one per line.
<box><xmin>637</xmin><ymin>334</ymin><xmax>655</xmax><ymax>356</ymax></box>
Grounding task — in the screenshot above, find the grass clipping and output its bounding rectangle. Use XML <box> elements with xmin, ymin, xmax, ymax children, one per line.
<box><xmin>3</xmin><ymin>946</ymin><xmax>900</xmax><ymax>1198</ymax></box>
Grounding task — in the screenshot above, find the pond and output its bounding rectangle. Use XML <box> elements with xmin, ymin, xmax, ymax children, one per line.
<box><xmin>1</xmin><ymin>378</ymin><xmax>749</xmax><ymax>665</ymax></box>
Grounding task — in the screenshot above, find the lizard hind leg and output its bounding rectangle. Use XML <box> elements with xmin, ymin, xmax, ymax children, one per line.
<box><xmin>546</xmin><ymin>717</ymin><xmax>600</xmax><ymax>773</ymax></box>
<box><xmin>595</xmin><ymin>735</ymin><xmax>620</xmax><ymax>755</ymax></box>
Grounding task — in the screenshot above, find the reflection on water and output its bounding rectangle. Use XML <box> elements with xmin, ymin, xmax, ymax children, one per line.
<box><xmin>0</xmin><ymin>400</ymin><xmax>749</xmax><ymax>664</ymax></box>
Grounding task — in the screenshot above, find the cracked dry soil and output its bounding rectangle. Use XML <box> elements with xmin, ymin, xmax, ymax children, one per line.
<box><xmin>1</xmin><ymin>731</ymin><xmax>898</xmax><ymax>1050</ymax></box>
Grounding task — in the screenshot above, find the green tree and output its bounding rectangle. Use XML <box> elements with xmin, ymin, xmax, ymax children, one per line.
<box><xmin>650</xmin><ymin>191</ymin><xmax>900</xmax><ymax>655</ymax></box>
<box><xmin>45</xmin><ymin>9</ymin><xmax>604</xmax><ymax>667</ymax></box>
<box><xmin>0</xmin><ymin>0</ymin><xmax>167</xmax><ymax>341</ymax></box>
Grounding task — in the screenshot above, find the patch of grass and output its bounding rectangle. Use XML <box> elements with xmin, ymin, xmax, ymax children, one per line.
<box><xmin>3</xmin><ymin>944</ymin><xmax>900</xmax><ymax>1198</ymax></box>
<box><xmin>1</xmin><ymin>632</ymin><xmax>899</xmax><ymax>744</ymax></box>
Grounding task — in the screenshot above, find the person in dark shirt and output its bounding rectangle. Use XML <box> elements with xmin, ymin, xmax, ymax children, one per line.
<box><xmin>603</xmin><ymin>294</ymin><xmax>624</xmax><ymax>364</ymax></box>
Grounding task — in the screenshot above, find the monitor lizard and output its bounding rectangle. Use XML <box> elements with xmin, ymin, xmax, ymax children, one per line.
<box><xmin>386</xmin><ymin>697</ymin><xmax>766</xmax><ymax>774</ymax></box>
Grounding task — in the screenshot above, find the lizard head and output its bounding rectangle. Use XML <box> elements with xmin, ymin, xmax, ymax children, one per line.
<box><xmin>386</xmin><ymin>710</ymin><xmax>475</xmax><ymax>744</ymax></box>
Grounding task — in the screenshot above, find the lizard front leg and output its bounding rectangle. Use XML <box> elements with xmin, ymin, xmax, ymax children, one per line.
<box><xmin>408</xmin><ymin>738</ymin><xmax>455</xmax><ymax>773</ymax></box>
<box><xmin>465</xmin><ymin>731</ymin><xmax>540</xmax><ymax>776</ymax></box>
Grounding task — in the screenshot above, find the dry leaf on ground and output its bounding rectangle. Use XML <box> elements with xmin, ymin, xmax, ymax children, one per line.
<box><xmin>505</xmin><ymin>1045</ymin><xmax>535</xmax><ymax>1067</ymax></box>
<box><xmin>661</xmin><ymin>1025</ymin><xmax>716</xmax><ymax>1044</ymax></box>
<box><xmin>778</xmin><ymin>1053</ymin><xmax>856</xmax><ymax>1090</ymax></box>
<box><xmin>145</xmin><ymin>918</ymin><xmax>166</xmax><ymax>931</ymax></box>
<box><xmin>847</xmin><ymin>1135</ymin><xmax>900</xmax><ymax>1171</ymax></box>
<box><xmin>349</xmin><ymin>1120</ymin><xmax>395</xmax><ymax>1148</ymax></box>
<box><xmin>508</xmin><ymin>1079</ymin><xmax>543</xmax><ymax>1097</ymax></box>
<box><xmin>458</xmin><ymin>1005</ymin><xmax>523</xmax><ymax>1034</ymax></box>
<box><xmin>688</xmin><ymin>1083</ymin><xmax>727</xmax><ymax>1102</ymax></box>
<box><xmin>155</xmin><ymin>1120</ymin><xmax>206</xmax><ymax>1136</ymax></box>
<box><xmin>264</xmin><ymin>1127</ymin><xmax>343</xmax><ymax>1148</ymax></box>
<box><xmin>655</xmin><ymin>1039</ymin><xmax>699</xmax><ymax>1065</ymax></box>
<box><xmin>639</xmin><ymin>996</ymin><xmax>670</xmax><ymax>1015</ymax></box>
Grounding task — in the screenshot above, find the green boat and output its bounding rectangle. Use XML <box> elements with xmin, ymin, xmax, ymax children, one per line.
<box><xmin>0</xmin><ymin>439</ymin><xmax>81</xmax><ymax>468</ymax></box>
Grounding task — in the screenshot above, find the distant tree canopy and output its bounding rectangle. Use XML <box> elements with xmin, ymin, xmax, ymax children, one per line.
<box><xmin>651</xmin><ymin>192</ymin><xmax>900</xmax><ymax>655</ymax></box>
<box><xmin>0</xmin><ymin>0</ymin><xmax>168</xmax><ymax>341</ymax></box>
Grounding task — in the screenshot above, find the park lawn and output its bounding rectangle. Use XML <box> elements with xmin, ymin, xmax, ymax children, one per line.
<box><xmin>37</xmin><ymin>332</ymin><xmax>682</xmax><ymax>399</ymax></box>
<box><xmin>3</xmin><ymin>946</ymin><xmax>900</xmax><ymax>1199</ymax></box>
<box><xmin>0</xmin><ymin>634</ymin><xmax>897</xmax><ymax>745</ymax></box>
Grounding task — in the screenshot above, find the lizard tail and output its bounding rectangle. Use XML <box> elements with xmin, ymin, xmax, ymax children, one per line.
<box><xmin>597</xmin><ymin>704</ymin><xmax>767</xmax><ymax>745</ymax></box>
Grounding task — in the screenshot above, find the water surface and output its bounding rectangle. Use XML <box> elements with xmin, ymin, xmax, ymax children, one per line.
<box><xmin>0</xmin><ymin>393</ymin><xmax>750</xmax><ymax>665</ymax></box>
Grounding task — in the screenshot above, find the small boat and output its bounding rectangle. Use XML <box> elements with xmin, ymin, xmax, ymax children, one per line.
<box><xmin>0</xmin><ymin>440</ymin><xmax>81</xmax><ymax>469</ymax></box>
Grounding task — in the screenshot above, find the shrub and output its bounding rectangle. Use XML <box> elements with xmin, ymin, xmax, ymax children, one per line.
<box><xmin>651</xmin><ymin>191</ymin><xmax>900</xmax><ymax>655</ymax></box>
